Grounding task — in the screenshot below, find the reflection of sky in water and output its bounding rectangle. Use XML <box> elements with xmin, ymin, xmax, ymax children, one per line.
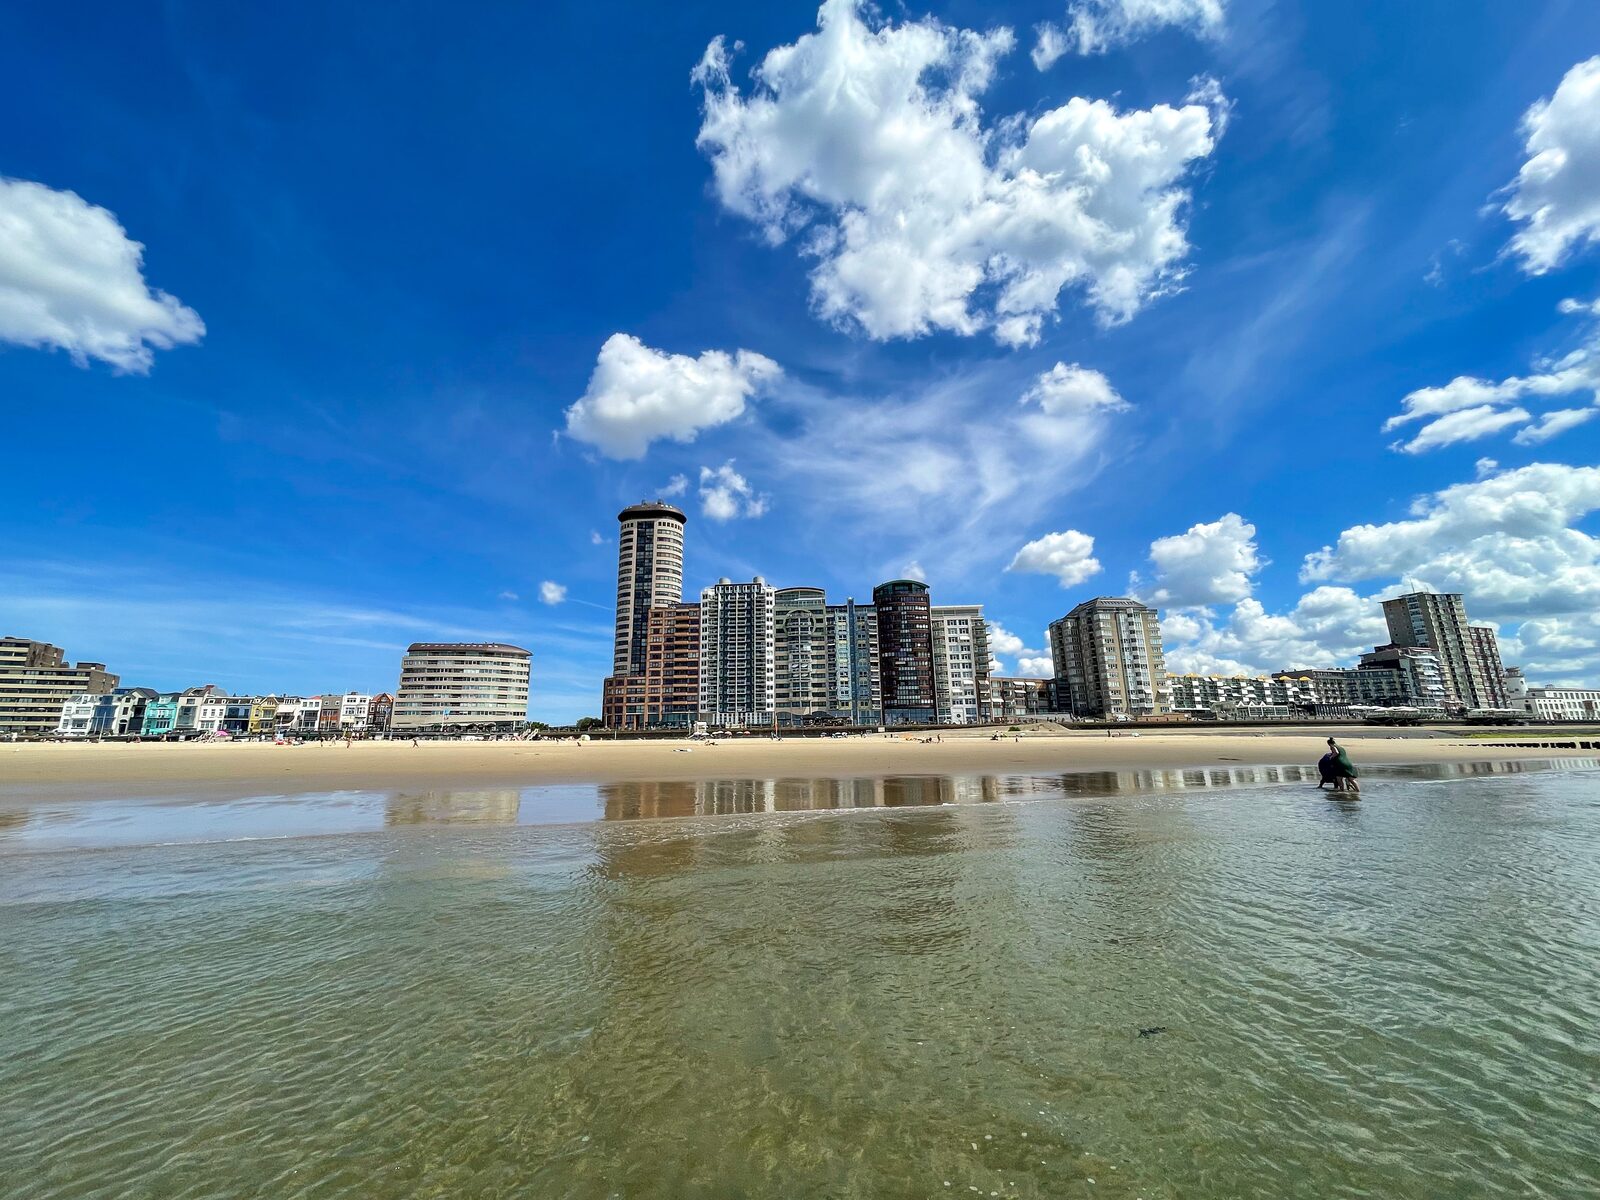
<box><xmin>0</xmin><ymin>758</ymin><xmax>1593</xmax><ymax>853</ymax></box>
<box><xmin>6</xmin><ymin>767</ymin><xmax>1600</xmax><ymax>1200</ymax></box>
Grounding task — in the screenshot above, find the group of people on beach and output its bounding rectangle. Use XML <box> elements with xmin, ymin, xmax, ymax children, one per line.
<box><xmin>1317</xmin><ymin>738</ymin><xmax>1360</xmax><ymax>793</ymax></box>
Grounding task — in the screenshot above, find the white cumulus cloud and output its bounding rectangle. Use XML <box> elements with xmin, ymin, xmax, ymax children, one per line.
<box><xmin>694</xmin><ymin>0</ymin><xmax>1223</xmax><ymax>346</ymax></box>
<box><xmin>1301</xmin><ymin>462</ymin><xmax>1600</xmax><ymax>620</ymax></box>
<box><xmin>1512</xmin><ymin>407</ymin><xmax>1599</xmax><ymax>445</ymax></box>
<box><xmin>1007</xmin><ymin>529</ymin><xmax>1102</xmax><ymax>587</ymax></box>
<box><xmin>1134</xmin><ymin>512</ymin><xmax>1261</xmax><ymax>609</ymax></box>
<box><xmin>1161</xmin><ymin>586</ymin><xmax>1389</xmax><ymax>676</ymax></box>
<box><xmin>539</xmin><ymin>581</ymin><xmax>567</xmax><ymax>606</ymax></box>
<box><xmin>987</xmin><ymin>622</ymin><xmax>1027</xmax><ymax>656</ymax></box>
<box><xmin>698</xmin><ymin>461</ymin><xmax>768</xmax><ymax>521</ymax></box>
<box><xmin>1503</xmin><ymin>56</ymin><xmax>1600</xmax><ymax>274</ymax></box>
<box><xmin>660</xmin><ymin>473</ymin><xmax>689</xmax><ymax>497</ymax></box>
<box><xmin>1383</xmin><ymin>298</ymin><xmax>1600</xmax><ymax>452</ymax></box>
<box><xmin>988</xmin><ymin>620</ymin><xmax>1051</xmax><ymax>677</ymax></box>
<box><xmin>564</xmin><ymin>334</ymin><xmax>782</xmax><ymax>460</ymax></box>
<box><xmin>1039</xmin><ymin>0</ymin><xmax>1226</xmax><ymax>60</ymax></box>
<box><xmin>0</xmin><ymin>176</ymin><xmax>204</xmax><ymax>372</ymax></box>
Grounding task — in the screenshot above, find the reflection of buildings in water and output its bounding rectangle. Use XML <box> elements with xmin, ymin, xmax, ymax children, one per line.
<box><xmin>878</xmin><ymin>775</ymin><xmax>1000</xmax><ymax>808</ymax></box>
<box><xmin>771</xmin><ymin>777</ymin><xmax>870</xmax><ymax>812</ymax></box>
<box><xmin>1044</xmin><ymin>765</ymin><xmax>1319</xmax><ymax>799</ymax></box>
<box><xmin>385</xmin><ymin>789</ymin><xmax>522</xmax><ymax>826</ymax></box>
<box><xmin>601</xmin><ymin>775</ymin><xmax>1009</xmax><ymax>822</ymax></box>
<box><xmin>696</xmin><ymin>778</ymin><xmax>777</xmax><ymax>816</ymax></box>
<box><xmin>600</xmin><ymin>781</ymin><xmax>701</xmax><ymax>821</ymax></box>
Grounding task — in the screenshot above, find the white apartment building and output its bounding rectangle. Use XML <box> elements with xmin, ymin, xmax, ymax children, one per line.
<box><xmin>1523</xmin><ymin>688</ymin><xmax>1600</xmax><ymax>721</ymax></box>
<box><xmin>339</xmin><ymin>691</ymin><xmax>374</xmax><ymax>729</ymax></box>
<box><xmin>1167</xmin><ymin>674</ymin><xmax>1290</xmax><ymax>713</ymax></box>
<box><xmin>930</xmin><ymin>606</ymin><xmax>991</xmax><ymax>724</ymax></box>
<box><xmin>196</xmin><ymin>695</ymin><xmax>230</xmax><ymax>733</ymax></box>
<box><xmin>273</xmin><ymin>697</ymin><xmax>320</xmax><ymax>734</ymax></box>
<box><xmin>393</xmin><ymin>643</ymin><xmax>531</xmax><ymax>730</ymax></box>
<box><xmin>1049</xmin><ymin>598</ymin><xmax>1167</xmax><ymax>719</ymax></box>
<box><xmin>55</xmin><ymin>688</ymin><xmax>158</xmax><ymax>737</ymax></box>
<box><xmin>699</xmin><ymin>578</ymin><xmax>776</xmax><ymax>728</ymax></box>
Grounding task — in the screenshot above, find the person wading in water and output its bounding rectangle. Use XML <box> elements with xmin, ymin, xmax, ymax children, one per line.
<box><xmin>1324</xmin><ymin>737</ymin><xmax>1360</xmax><ymax>793</ymax></box>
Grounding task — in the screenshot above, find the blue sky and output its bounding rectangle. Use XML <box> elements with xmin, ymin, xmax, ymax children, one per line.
<box><xmin>4</xmin><ymin>0</ymin><xmax>1600</xmax><ymax>722</ymax></box>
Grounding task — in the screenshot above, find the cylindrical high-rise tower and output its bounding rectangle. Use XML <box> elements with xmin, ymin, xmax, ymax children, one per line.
<box><xmin>613</xmin><ymin>501</ymin><xmax>687</xmax><ymax>677</ymax></box>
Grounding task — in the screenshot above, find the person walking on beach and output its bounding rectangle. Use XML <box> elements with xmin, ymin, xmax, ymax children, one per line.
<box><xmin>1326</xmin><ymin>737</ymin><xmax>1360</xmax><ymax>793</ymax></box>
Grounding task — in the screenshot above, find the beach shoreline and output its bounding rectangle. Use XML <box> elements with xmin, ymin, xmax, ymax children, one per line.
<box><xmin>5</xmin><ymin>725</ymin><xmax>1595</xmax><ymax>804</ymax></box>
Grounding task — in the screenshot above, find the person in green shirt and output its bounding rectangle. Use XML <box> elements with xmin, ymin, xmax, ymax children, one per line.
<box><xmin>1326</xmin><ymin>737</ymin><xmax>1360</xmax><ymax>793</ymax></box>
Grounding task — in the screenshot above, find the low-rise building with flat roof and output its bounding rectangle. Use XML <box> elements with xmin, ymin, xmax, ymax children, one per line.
<box><xmin>0</xmin><ymin>637</ymin><xmax>119</xmax><ymax>737</ymax></box>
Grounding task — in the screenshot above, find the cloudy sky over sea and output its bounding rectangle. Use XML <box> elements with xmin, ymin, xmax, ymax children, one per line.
<box><xmin>4</xmin><ymin>0</ymin><xmax>1600</xmax><ymax>721</ymax></box>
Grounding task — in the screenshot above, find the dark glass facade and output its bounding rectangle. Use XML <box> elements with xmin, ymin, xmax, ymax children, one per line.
<box><xmin>871</xmin><ymin>579</ymin><xmax>935</xmax><ymax>724</ymax></box>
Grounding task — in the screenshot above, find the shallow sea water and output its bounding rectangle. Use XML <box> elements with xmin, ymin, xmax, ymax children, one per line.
<box><xmin>3</xmin><ymin>761</ymin><xmax>1598</xmax><ymax>1198</ymax></box>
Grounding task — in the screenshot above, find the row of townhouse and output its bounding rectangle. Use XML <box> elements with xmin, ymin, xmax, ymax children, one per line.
<box><xmin>55</xmin><ymin>686</ymin><xmax>395</xmax><ymax>738</ymax></box>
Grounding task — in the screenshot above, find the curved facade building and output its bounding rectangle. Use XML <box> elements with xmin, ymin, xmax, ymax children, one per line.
<box><xmin>393</xmin><ymin>643</ymin><xmax>531</xmax><ymax>730</ymax></box>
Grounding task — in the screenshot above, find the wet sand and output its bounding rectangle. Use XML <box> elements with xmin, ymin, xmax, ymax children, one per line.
<box><xmin>3</xmin><ymin>726</ymin><xmax>1587</xmax><ymax>802</ymax></box>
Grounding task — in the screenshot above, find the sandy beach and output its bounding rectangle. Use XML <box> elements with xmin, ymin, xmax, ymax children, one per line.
<box><xmin>4</xmin><ymin>725</ymin><xmax>1594</xmax><ymax>803</ymax></box>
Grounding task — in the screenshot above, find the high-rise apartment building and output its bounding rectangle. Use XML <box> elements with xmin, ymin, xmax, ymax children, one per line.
<box><xmin>930</xmin><ymin>605</ymin><xmax>991</xmax><ymax>724</ymax></box>
<box><xmin>699</xmin><ymin>578</ymin><xmax>776</xmax><ymax>728</ymax></box>
<box><xmin>643</xmin><ymin>602</ymin><xmax>701</xmax><ymax>729</ymax></box>
<box><xmin>826</xmin><ymin>600</ymin><xmax>881</xmax><ymax>725</ymax></box>
<box><xmin>1381</xmin><ymin>592</ymin><xmax>1492</xmax><ymax>711</ymax></box>
<box><xmin>1049</xmin><ymin>598</ymin><xmax>1168</xmax><ymax>719</ymax></box>
<box><xmin>873</xmin><ymin>580</ymin><xmax>936</xmax><ymax>724</ymax></box>
<box><xmin>612</xmin><ymin>502</ymin><xmax>687</xmax><ymax>677</ymax></box>
<box><xmin>775</xmin><ymin>587</ymin><xmax>831</xmax><ymax>724</ymax></box>
<box><xmin>1468</xmin><ymin>625</ymin><xmax>1510</xmax><ymax>709</ymax></box>
<box><xmin>604</xmin><ymin>601</ymin><xmax>705</xmax><ymax>731</ymax></box>
<box><xmin>393</xmin><ymin>642</ymin><xmax>531</xmax><ymax>730</ymax></box>
<box><xmin>0</xmin><ymin>637</ymin><xmax>119</xmax><ymax>737</ymax></box>
<box><xmin>604</xmin><ymin>501</ymin><xmax>688</xmax><ymax>727</ymax></box>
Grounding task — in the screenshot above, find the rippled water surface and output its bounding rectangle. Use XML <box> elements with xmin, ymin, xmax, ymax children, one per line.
<box><xmin>4</xmin><ymin>763</ymin><xmax>1599</xmax><ymax>1198</ymax></box>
